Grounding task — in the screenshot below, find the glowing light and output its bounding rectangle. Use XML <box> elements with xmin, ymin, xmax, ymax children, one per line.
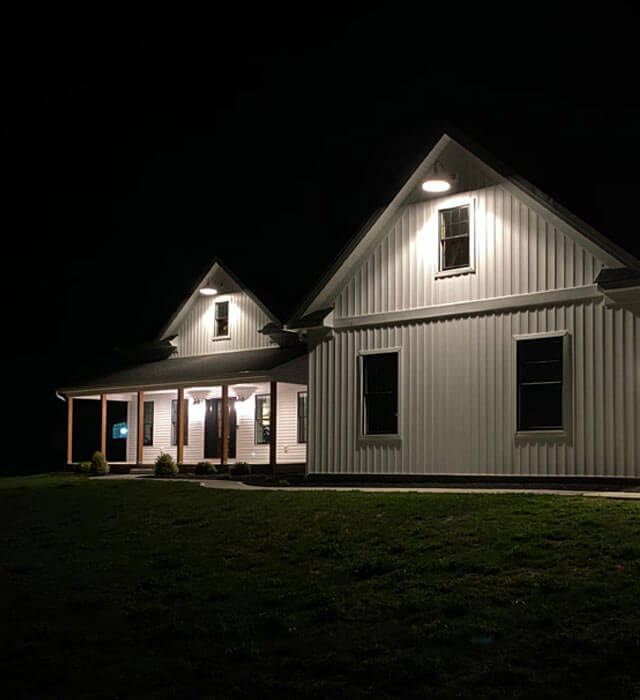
<box><xmin>199</xmin><ymin>287</ymin><xmax>218</xmax><ymax>296</ymax></box>
<box><xmin>422</xmin><ymin>179</ymin><xmax>451</xmax><ymax>193</ymax></box>
<box><xmin>119</xmin><ymin>426</ymin><xmax>128</xmax><ymax>437</ymax></box>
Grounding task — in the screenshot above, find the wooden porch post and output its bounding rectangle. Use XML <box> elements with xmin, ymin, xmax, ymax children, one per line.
<box><xmin>177</xmin><ymin>387</ymin><xmax>185</xmax><ymax>465</ymax></box>
<box><xmin>269</xmin><ymin>381</ymin><xmax>277</xmax><ymax>476</ymax></box>
<box><xmin>66</xmin><ymin>397</ymin><xmax>74</xmax><ymax>464</ymax></box>
<box><xmin>100</xmin><ymin>394</ymin><xmax>107</xmax><ymax>455</ymax></box>
<box><xmin>136</xmin><ymin>391</ymin><xmax>144</xmax><ymax>465</ymax></box>
<box><xmin>221</xmin><ymin>385</ymin><xmax>229</xmax><ymax>466</ymax></box>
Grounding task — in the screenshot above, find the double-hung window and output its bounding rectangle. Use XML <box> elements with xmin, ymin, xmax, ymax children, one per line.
<box><xmin>171</xmin><ymin>399</ymin><xmax>189</xmax><ymax>445</ymax></box>
<box><xmin>214</xmin><ymin>300</ymin><xmax>229</xmax><ymax>338</ymax></box>
<box><xmin>297</xmin><ymin>391</ymin><xmax>307</xmax><ymax>443</ymax></box>
<box><xmin>255</xmin><ymin>394</ymin><xmax>271</xmax><ymax>444</ymax></box>
<box><xmin>516</xmin><ymin>335</ymin><xmax>566</xmax><ymax>433</ymax></box>
<box><xmin>143</xmin><ymin>401</ymin><xmax>154</xmax><ymax>446</ymax></box>
<box><xmin>439</xmin><ymin>204</ymin><xmax>471</xmax><ymax>271</ymax></box>
<box><xmin>361</xmin><ymin>352</ymin><xmax>399</xmax><ymax>436</ymax></box>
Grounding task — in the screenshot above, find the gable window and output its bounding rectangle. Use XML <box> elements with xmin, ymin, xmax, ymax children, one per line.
<box><xmin>361</xmin><ymin>352</ymin><xmax>398</xmax><ymax>435</ymax></box>
<box><xmin>255</xmin><ymin>394</ymin><xmax>271</xmax><ymax>444</ymax></box>
<box><xmin>143</xmin><ymin>401</ymin><xmax>154</xmax><ymax>446</ymax></box>
<box><xmin>171</xmin><ymin>399</ymin><xmax>189</xmax><ymax>445</ymax></box>
<box><xmin>297</xmin><ymin>391</ymin><xmax>307</xmax><ymax>443</ymax></box>
<box><xmin>214</xmin><ymin>300</ymin><xmax>229</xmax><ymax>338</ymax></box>
<box><xmin>439</xmin><ymin>204</ymin><xmax>470</xmax><ymax>271</ymax></box>
<box><xmin>516</xmin><ymin>335</ymin><xmax>565</xmax><ymax>432</ymax></box>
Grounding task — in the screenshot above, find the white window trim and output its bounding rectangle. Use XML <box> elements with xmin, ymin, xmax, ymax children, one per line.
<box><xmin>434</xmin><ymin>195</ymin><xmax>476</xmax><ymax>279</ymax></box>
<box><xmin>512</xmin><ymin>330</ymin><xmax>572</xmax><ymax>441</ymax></box>
<box><xmin>357</xmin><ymin>346</ymin><xmax>402</xmax><ymax>442</ymax></box>
<box><xmin>212</xmin><ymin>297</ymin><xmax>231</xmax><ymax>341</ymax></box>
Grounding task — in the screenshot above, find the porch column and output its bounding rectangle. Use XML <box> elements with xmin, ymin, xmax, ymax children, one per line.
<box><xmin>221</xmin><ymin>385</ymin><xmax>229</xmax><ymax>466</ymax></box>
<box><xmin>100</xmin><ymin>394</ymin><xmax>107</xmax><ymax>455</ymax></box>
<box><xmin>136</xmin><ymin>391</ymin><xmax>144</xmax><ymax>465</ymax></box>
<box><xmin>177</xmin><ymin>387</ymin><xmax>185</xmax><ymax>465</ymax></box>
<box><xmin>66</xmin><ymin>397</ymin><xmax>73</xmax><ymax>464</ymax></box>
<box><xmin>269</xmin><ymin>381</ymin><xmax>277</xmax><ymax>474</ymax></box>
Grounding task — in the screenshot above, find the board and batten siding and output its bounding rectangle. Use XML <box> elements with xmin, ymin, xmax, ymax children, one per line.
<box><xmin>334</xmin><ymin>188</ymin><xmax>608</xmax><ymax>319</ymax></box>
<box><xmin>308</xmin><ymin>300</ymin><xmax>639</xmax><ymax>477</ymax></box>
<box><xmin>173</xmin><ymin>290</ymin><xmax>274</xmax><ymax>358</ymax></box>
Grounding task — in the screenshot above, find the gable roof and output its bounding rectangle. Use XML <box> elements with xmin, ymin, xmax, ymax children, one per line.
<box><xmin>287</xmin><ymin>129</ymin><xmax>640</xmax><ymax>326</ymax></box>
<box><xmin>158</xmin><ymin>257</ymin><xmax>281</xmax><ymax>340</ymax></box>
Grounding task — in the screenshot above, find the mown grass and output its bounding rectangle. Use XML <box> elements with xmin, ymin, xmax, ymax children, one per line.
<box><xmin>1</xmin><ymin>474</ymin><xmax>639</xmax><ymax>699</ymax></box>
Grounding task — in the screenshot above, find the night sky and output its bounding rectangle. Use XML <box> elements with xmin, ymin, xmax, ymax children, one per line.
<box><xmin>5</xmin><ymin>4</ymin><xmax>640</xmax><ymax>470</ymax></box>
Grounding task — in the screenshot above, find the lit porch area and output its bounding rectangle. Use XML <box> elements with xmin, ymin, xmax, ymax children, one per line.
<box><xmin>61</xmin><ymin>347</ymin><xmax>308</xmax><ymax>473</ymax></box>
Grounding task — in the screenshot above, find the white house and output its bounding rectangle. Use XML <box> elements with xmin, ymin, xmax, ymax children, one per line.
<box><xmin>289</xmin><ymin>132</ymin><xmax>640</xmax><ymax>479</ymax></box>
<box><xmin>61</xmin><ymin>261</ymin><xmax>308</xmax><ymax>470</ymax></box>
<box><xmin>61</xmin><ymin>132</ymin><xmax>640</xmax><ymax>480</ymax></box>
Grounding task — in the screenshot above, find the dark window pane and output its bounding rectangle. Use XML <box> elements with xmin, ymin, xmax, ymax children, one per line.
<box><xmin>519</xmin><ymin>383</ymin><xmax>562</xmax><ymax>430</ymax></box>
<box><xmin>365</xmin><ymin>395</ymin><xmax>398</xmax><ymax>434</ymax></box>
<box><xmin>519</xmin><ymin>336</ymin><xmax>562</xmax><ymax>364</ymax></box>
<box><xmin>297</xmin><ymin>391</ymin><xmax>307</xmax><ymax>443</ymax></box>
<box><xmin>143</xmin><ymin>401</ymin><xmax>154</xmax><ymax>446</ymax></box>
<box><xmin>442</xmin><ymin>236</ymin><xmax>470</xmax><ymax>269</ymax></box>
<box><xmin>363</xmin><ymin>353</ymin><xmax>398</xmax><ymax>435</ymax></box>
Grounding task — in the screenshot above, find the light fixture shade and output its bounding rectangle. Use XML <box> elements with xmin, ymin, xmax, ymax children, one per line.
<box><xmin>199</xmin><ymin>278</ymin><xmax>218</xmax><ymax>296</ymax></box>
<box><xmin>422</xmin><ymin>160</ymin><xmax>453</xmax><ymax>193</ymax></box>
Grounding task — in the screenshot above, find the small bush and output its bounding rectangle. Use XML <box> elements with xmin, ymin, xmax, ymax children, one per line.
<box><xmin>230</xmin><ymin>462</ymin><xmax>251</xmax><ymax>476</ymax></box>
<box><xmin>195</xmin><ymin>461</ymin><xmax>217</xmax><ymax>475</ymax></box>
<box><xmin>90</xmin><ymin>452</ymin><xmax>109</xmax><ymax>476</ymax></box>
<box><xmin>74</xmin><ymin>462</ymin><xmax>91</xmax><ymax>475</ymax></box>
<box><xmin>154</xmin><ymin>453</ymin><xmax>178</xmax><ymax>476</ymax></box>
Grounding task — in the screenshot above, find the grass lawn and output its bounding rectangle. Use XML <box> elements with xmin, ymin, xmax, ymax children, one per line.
<box><xmin>1</xmin><ymin>475</ymin><xmax>639</xmax><ymax>699</ymax></box>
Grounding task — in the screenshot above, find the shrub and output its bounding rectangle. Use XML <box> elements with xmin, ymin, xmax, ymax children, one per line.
<box><xmin>89</xmin><ymin>452</ymin><xmax>109</xmax><ymax>476</ymax></box>
<box><xmin>75</xmin><ymin>462</ymin><xmax>91</xmax><ymax>475</ymax></box>
<box><xmin>230</xmin><ymin>462</ymin><xmax>251</xmax><ymax>476</ymax></box>
<box><xmin>195</xmin><ymin>461</ymin><xmax>217</xmax><ymax>475</ymax></box>
<box><xmin>154</xmin><ymin>453</ymin><xmax>178</xmax><ymax>476</ymax></box>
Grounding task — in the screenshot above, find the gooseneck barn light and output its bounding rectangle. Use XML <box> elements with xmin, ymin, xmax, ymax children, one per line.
<box><xmin>199</xmin><ymin>279</ymin><xmax>218</xmax><ymax>296</ymax></box>
<box><xmin>421</xmin><ymin>160</ymin><xmax>454</xmax><ymax>193</ymax></box>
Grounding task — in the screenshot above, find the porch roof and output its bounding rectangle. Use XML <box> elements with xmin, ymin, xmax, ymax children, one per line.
<box><xmin>60</xmin><ymin>346</ymin><xmax>307</xmax><ymax>397</ymax></box>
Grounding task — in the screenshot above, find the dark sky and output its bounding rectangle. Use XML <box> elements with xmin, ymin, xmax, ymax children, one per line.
<box><xmin>4</xmin><ymin>3</ymin><xmax>640</xmax><ymax>466</ymax></box>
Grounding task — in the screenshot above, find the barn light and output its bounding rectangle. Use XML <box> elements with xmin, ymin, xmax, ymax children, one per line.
<box><xmin>422</xmin><ymin>160</ymin><xmax>453</xmax><ymax>193</ymax></box>
<box><xmin>199</xmin><ymin>280</ymin><xmax>218</xmax><ymax>296</ymax></box>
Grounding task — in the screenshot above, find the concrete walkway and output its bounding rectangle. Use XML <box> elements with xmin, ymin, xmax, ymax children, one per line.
<box><xmin>96</xmin><ymin>474</ymin><xmax>640</xmax><ymax>500</ymax></box>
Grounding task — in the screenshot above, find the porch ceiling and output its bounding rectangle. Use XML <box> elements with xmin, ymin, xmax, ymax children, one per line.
<box><xmin>60</xmin><ymin>346</ymin><xmax>307</xmax><ymax>397</ymax></box>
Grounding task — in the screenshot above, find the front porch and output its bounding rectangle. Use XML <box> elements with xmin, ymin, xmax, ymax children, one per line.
<box><xmin>61</xmin><ymin>346</ymin><xmax>308</xmax><ymax>472</ymax></box>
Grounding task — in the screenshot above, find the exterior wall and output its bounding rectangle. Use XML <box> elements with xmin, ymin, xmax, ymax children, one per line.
<box><xmin>308</xmin><ymin>300</ymin><xmax>639</xmax><ymax>477</ymax></box>
<box><xmin>335</xmin><ymin>187</ymin><xmax>608</xmax><ymax>319</ymax></box>
<box><xmin>173</xmin><ymin>290</ymin><xmax>274</xmax><ymax>358</ymax></box>
<box><xmin>126</xmin><ymin>383</ymin><xmax>306</xmax><ymax>465</ymax></box>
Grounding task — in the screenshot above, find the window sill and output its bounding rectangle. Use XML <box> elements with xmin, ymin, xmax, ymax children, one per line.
<box><xmin>515</xmin><ymin>429</ymin><xmax>567</xmax><ymax>440</ymax></box>
<box><xmin>357</xmin><ymin>434</ymin><xmax>402</xmax><ymax>446</ymax></box>
<box><xmin>434</xmin><ymin>266</ymin><xmax>475</xmax><ymax>279</ymax></box>
<box><xmin>211</xmin><ymin>335</ymin><xmax>231</xmax><ymax>342</ymax></box>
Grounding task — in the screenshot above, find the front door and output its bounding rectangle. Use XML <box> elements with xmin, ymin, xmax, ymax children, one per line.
<box><xmin>204</xmin><ymin>398</ymin><xmax>237</xmax><ymax>460</ymax></box>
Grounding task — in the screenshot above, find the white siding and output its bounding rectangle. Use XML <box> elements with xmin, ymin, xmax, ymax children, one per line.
<box><xmin>174</xmin><ymin>290</ymin><xmax>274</xmax><ymax>358</ymax></box>
<box><xmin>276</xmin><ymin>383</ymin><xmax>307</xmax><ymax>463</ymax></box>
<box><xmin>308</xmin><ymin>300</ymin><xmax>639</xmax><ymax>477</ymax></box>
<box><xmin>334</xmin><ymin>187</ymin><xmax>608</xmax><ymax>319</ymax></box>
